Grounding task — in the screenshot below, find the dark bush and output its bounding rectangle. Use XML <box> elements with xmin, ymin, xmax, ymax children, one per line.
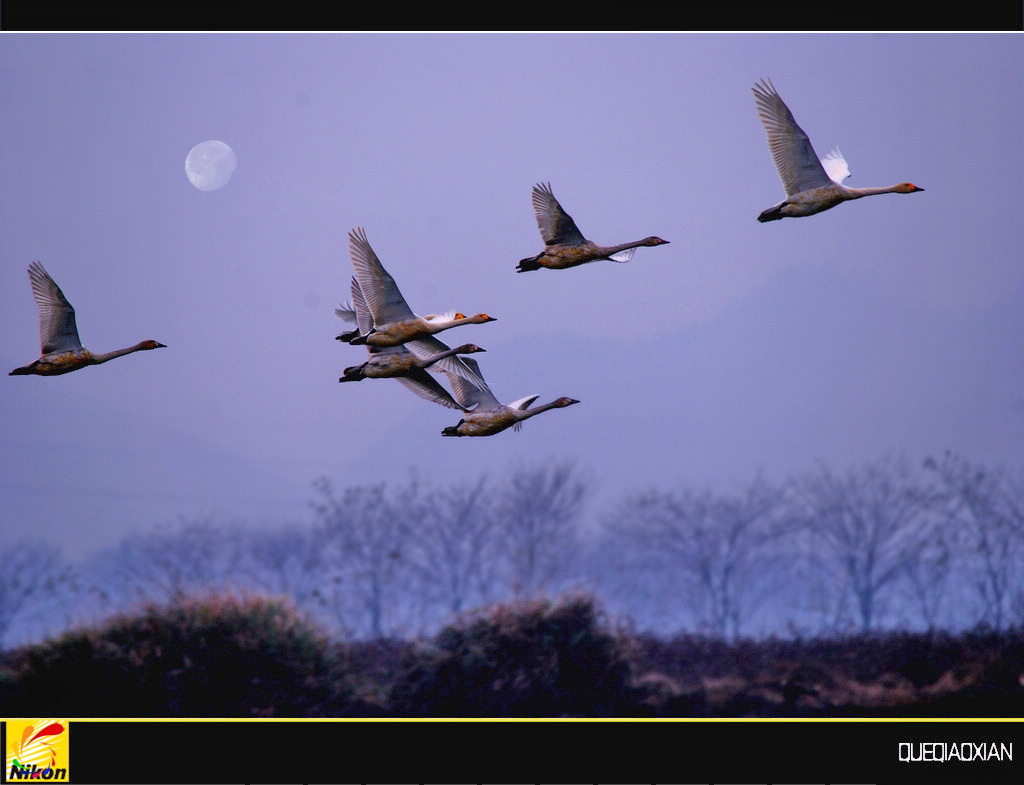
<box><xmin>0</xmin><ymin>593</ymin><xmax>363</xmax><ymax>717</ymax></box>
<box><xmin>389</xmin><ymin>593</ymin><xmax>639</xmax><ymax>717</ymax></box>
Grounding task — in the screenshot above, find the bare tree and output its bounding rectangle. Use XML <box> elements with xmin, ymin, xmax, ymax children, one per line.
<box><xmin>794</xmin><ymin>455</ymin><xmax>935</xmax><ymax>632</ymax></box>
<box><xmin>901</xmin><ymin>519</ymin><xmax>954</xmax><ymax>631</ymax></box>
<box><xmin>406</xmin><ymin>476</ymin><xmax>501</xmax><ymax>619</ymax></box>
<box><xmin>0</xmin><ymin>540</ymin><xmax>75</xmax><ymax>649</ymax></box>
<box><xmin>493</xmin><ymin>462</ymin><xmax>588</xmax><ymax>597</ymax></box>
<box><xmin>707</xmin><ymin>475</ymin><xmax>795</xmax><ymax>636</ymax></box>
<box><xmin>603</xmin><ymin>475</ymin><xmax>788</xmax><ymax>638</ymax></box>
<box><xmin>587</xmin><ymin>516</ymin><xmax>696</xmax><ymax>633</ymax></box>
<box><xmin>310</xmin><ymin>476</ymin><xmax>422</xmax><ymax>639</ymax></box>
<box><xmin>925</xmin><ymin>452</ymin><xmax>1024</xmax><ymax>630</ymax></box>
<box><xmin>238</xmin><ymin>523</ymin><xmax>325</xmax><ymax>612</ymax></box>
<box><xmin>98</xmin><ymin>515</ymin><xmax>248</xmax><ymax>605</ymax></box>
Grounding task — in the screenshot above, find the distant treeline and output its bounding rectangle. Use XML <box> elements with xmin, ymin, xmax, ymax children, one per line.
<box><xmin>2</xmin><ymin>451</ymin><xmax>1023</xmax><ymax>650</ymax></box>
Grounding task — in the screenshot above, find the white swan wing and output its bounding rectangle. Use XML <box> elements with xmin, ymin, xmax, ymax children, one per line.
<box><xmin>445</xmin><ymin>355</ymin><xmax>499</xmax><ymax>411</ymax></box>
<box><xmin>508</xmin><ymin>394</ymin><xmax>540</xmax><ymax>411</ymax></box>
<box><xmin>394</xmin><ymin>371</ymin><xmax>465</xmax><ymax>410</ymax></box>
<box><xmin>348</xmin><ymin>227</ymin><xmax>415</xmax><ymax>325</ymax></box>
<box><xmin>752</xmin><ymin>79</ymin><xmax>833</xmax><ymax>195</ymax></box>
<box><xmin>348</xmin><ymin>276</ymin><xmax>375</xmax><ymax>334</ymax></box>
<box><xmin>532</xmin><ymin>182</ymin><xmax>586</xmax><ymax>246</ymax></box>
<box><xmin>421</xmin><ymin>311</ymin><xmax>461</xmax><ymax>325</ymax></box>
<box><xmin>821</xmin><ymin>146</ymin><xmax>851</xmax><ymax>184</ymax></box>
<box><xmin>404</xmin><ymin>335</ymin><xmax>489</xmax><ymax>387</ymax></box>
<box><xmin>28</xmin><ymin>261</ymin><xmax>83</xmax><ymax>353</ymax></box>
<box><xmin>334</xmin><ymin>303</ymin><xmax>356</xmax><ymax>323</ymax></box>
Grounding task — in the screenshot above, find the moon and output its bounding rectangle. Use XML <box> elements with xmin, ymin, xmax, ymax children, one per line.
<box><xmin>185</xmin><ymin>140</ymin><xmax>237</xmax><ymax>191</ymax></box>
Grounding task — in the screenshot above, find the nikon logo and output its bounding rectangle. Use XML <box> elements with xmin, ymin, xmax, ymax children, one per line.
<box><xmin>8</xmin><ymin>761</ymin><xmax>69</xmax><ymax>780</ymax></box>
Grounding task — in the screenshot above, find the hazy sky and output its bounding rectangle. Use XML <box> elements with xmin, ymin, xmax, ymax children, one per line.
<box><xmin>1</xmin><ymin>33</ymin><xmax>1021</xmax><ymax>557</ymax></box>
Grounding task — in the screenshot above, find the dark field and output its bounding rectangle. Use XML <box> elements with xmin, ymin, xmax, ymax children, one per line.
<box><xmin>2</xmin><ymin>592</ymin><xmax>1023</xmax><ymax>718</ymax></box>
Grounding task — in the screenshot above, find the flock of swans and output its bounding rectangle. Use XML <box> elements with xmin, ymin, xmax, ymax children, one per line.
<box><xmin>334</xmin><ymin>225</ymin><xmax>578</xmax><ymax>437</ymax></box>
<box><xmin>10</xmin><ymin>79</ymin><xmax>924</xmax><ymax>438</ymax></box>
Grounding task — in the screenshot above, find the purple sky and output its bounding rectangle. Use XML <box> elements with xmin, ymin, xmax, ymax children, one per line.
<box><xmin>1</xmin><ymin>33</ymin><xmax>1021</xmax><ymax>557</ymax></box>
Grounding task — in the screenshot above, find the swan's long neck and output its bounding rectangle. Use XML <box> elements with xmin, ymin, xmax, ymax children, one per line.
<box><xmin>845</xmin><ymin>185</ymin><xmax>905</xmax><ymax>199</ymax></box>
<box><xmin>91</xmin><ymin>342</ymin><xmax>151</xmax><ymax>364</ymax></box>
<box><xmin>425</xmin><ymin>320</ymin><xmax>458</xmax><ymax>335</ymax></box>
<box><xmin>603</xmin><ymin>239</ymin><xmax>648</xmax><ymax>255</ymax></box>
<box><xmin>519</xmin><ymin>399</ymin><xmax>563</xmax><ymax>419</ymax></box>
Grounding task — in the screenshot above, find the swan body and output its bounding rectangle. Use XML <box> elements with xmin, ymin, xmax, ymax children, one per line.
<box><xmin>10</xmin><ymin>262</ymin><xmax>166</xmax><ymax>376</ymax></box>
<box><xmin>339</xmin><ymin>342</ymin><xmax>485</xmax><ymax>383</ymax></box>
<box><xmin>346</xmin><ymin>312</ymin><xmax>495</xmax><ymax>348</ymax></box>
<box><xmin>339</xmin><ymin>343</ymin><xmax>481</xmax><ymax>411</ymax></box>
<box><xmin>336</xmin><ymin>227</ymin><xmax>494</xmax><ymax>348</ymax></box>
<box><xmin>439</xmin><ymin>356</ymin><xmax>579</xmax><ymax>437</ymax></box>
<box><xmin>752</xmin><ymin>78</ymin><xmax>923</xmax><ymax>222</ymax></box>
<box><xmin>517</xmin><ymin>182</ymin><xmax>669</xmax><ymax>272</ymax></box>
